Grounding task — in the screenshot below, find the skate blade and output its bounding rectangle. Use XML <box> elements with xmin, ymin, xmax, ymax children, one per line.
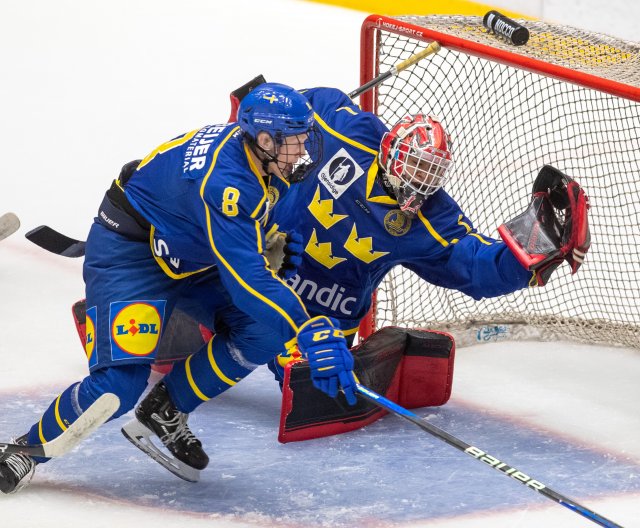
<box><xmin>121</xmin><ymin>419</ymin><xmax>200</xmax><ymax>483</ymax></box>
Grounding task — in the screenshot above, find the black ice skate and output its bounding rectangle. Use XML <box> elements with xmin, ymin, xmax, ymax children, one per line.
<box><xmin>0</xmin><ymin>435</ymin><xmax>37</xmax><ymax>494</ymax></box>
<box><xmin>121</xmin><ymin>381</ymin><xmax>208</xmax><ymax>482</ymax></box>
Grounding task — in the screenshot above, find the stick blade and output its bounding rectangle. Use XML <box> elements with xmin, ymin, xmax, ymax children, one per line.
<box><xmin>42</xmin><ymin>393</ymin><xmax>120</xmax><ymax>457</ymax></box>
<box><xmin>0</xmin><ymin>212</ymin><xmax>20</xmax><ymax>241</ymax></box>
<box><xmin>25</xmin><ymin>225</ymin><xmax>86</xmax><ymax>257</ymax></box>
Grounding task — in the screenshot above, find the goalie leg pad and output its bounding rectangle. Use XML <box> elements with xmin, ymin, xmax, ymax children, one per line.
<box><xmin>278</xmin><ymin>327</ymin><xmax>455</xmax><ymax>443</ymax></box>
<box><xmin>396</xmin><ymin>330</ymin><xmax>455</xmax><ymax>408</ymax></box>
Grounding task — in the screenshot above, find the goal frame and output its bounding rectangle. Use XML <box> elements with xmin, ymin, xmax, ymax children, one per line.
<box><xmin>357</xmin><ymin>14</ymin><xmax>640</xmax><ymax>343</ymax></box>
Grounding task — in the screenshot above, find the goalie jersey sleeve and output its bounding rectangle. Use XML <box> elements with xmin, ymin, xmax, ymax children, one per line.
<box><xmin>403</xmin><ymin>191</ymin><xmax>533</xmax><ymax>300</ymax></box>
<box><xmin>124</xmin><ymin>124</ymin><xmax>310</xmax><ymax>343</ymax></box>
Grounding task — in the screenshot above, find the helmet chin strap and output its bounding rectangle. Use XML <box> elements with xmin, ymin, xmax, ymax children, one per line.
<box><xmin>247</xmin><ymin>135</ymin><xmax>280</xmax><ymax>176</ymax></box>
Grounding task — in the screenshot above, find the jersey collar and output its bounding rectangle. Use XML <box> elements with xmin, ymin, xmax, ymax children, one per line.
<box><xmin>366</xmin><ymin>163</ymin><xmax>398</xmax><ymax>206</ymax></box>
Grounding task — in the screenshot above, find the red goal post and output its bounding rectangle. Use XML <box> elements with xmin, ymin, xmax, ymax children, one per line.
<box><xmin>357</xmin><ymin>14</ymin><xmax>640</xmax><ymax>348</ymax></box>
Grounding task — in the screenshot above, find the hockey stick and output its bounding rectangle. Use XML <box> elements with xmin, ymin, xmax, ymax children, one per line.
<box><xmin>348</xmin><ymin>41</ymin><xmax>441</xmax><ymax>99</ymax></box>
<box><xmin>24</xmin><ymin>225</ymin><xmax>86</xmax><ymax>257</ymax></box>
<box><xmin>0</xmin><ymin>393</ymin><xmax>120</xmax><ymax>458</ymax></box>
<box><xmin>0</xmin><ymin>212</ymin><xmax>20</xmax><ymax>242</ymax></box>
<box><xmin>356</xmin><ymin>384</ymin><xmax>623</xmax><ymax>528</ymax></box>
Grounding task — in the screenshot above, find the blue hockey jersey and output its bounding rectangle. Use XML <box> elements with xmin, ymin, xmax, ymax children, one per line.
<box><xmin>124</xmin><ymin>122</ymin><xmax>309</xmax><ymax>343</ymax></box>
<box><xmin>270</xmin><ymin>87</ymin><xmax>533</xmax><ymax>335</ymax></box>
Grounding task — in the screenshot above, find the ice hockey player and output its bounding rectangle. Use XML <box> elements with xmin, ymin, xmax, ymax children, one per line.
<box><xmin>0</xmin><ymin>83</ymin><xmax>359</xmax><ymax>493</ymax></box>
<box><xmin>264</xmin><ymin>86</ymin><xmax>590</xmax><ymax>379</ymax></box>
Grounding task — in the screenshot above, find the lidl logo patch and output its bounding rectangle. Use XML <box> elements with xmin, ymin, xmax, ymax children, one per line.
<box><xmin>85</xmin><ymin>305</ymin><xmax>98</xmax><ymax>369</ymax></box>
<box><xmin>110</xmin><ymin>300</ymin><xmax>165</xmax><ymax>360</ymax></box>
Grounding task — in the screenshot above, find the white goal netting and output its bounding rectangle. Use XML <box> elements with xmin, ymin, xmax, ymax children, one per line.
<box><xmin>361</xmin><ymin>15</ymin><xmax>640</xmax><ymax>348</ymax></box>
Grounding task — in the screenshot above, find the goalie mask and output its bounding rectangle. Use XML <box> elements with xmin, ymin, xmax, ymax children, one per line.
<box><xmin>238</xmin><ymin>82</ymin><xmax>322</xmax><ymax>183</ymax></box>
<box><xmin>379</xmin><ymin>114</ymin><xmax>453</xmax><ymax>216</ymax></box>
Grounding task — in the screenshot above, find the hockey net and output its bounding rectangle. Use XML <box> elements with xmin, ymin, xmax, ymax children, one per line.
<box><xmin>359</xmin><ymin>15</ymin><xmax>640</xmax><ymax>349</ymax></box>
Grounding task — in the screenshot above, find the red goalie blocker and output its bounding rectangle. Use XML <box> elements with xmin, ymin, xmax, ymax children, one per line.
<box><xmin>278</xmin><ymin>327</ymin><xmax>455</xmax><ymax>443</ymax></box>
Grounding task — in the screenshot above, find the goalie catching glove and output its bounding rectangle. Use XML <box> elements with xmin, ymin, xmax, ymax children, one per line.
<box><xmin>498</xmin><ymin>165</ymin><xmax>591</xmax><ymax>286</ymax></box>
<box><xmin>296</xmin><ymin>316</ymin><xmax>357</xmax><ymax>406</ymax></box>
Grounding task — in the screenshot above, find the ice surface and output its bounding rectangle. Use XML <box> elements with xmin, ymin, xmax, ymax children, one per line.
<box><xmin>1</xmin><ymin>1</ymin><xmax>638</xmax><ymax>527</ymax></box>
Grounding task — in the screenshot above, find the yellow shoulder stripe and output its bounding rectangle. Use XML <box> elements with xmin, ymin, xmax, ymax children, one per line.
<box><xmin>138</xmin><ymin>129</ymin><xmax>199</xmax><ymax>170</ymax></box>
<box><xmin>200</xmin><ymin>126</ymin><xmax>241</xmax><ymax>196</ymax></box>
<box><xmin>366</xmin><ymin>163</ymin><xmax>397</xmax><ymax>204</ymax></box>
<box><xmin>417</xmin><ymin>210</ymin><xmax>449</xmax><ymax>247</ymax></box>
<box><xmin>243</xmin><ymin>142</ymin><xmax>270</xmax><ymax>218</ymax></box>
<box><xmin>313</xmin><ymin>112</ymin><xmax>378</xmax><ymax>155</ymax></box>
<box><xmin>336</xmin><ymin>106</ymin><xmax>359</xmax><ymax>115</ymax></box>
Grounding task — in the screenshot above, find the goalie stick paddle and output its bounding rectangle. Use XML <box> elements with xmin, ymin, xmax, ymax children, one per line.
<box><xmin>25</xmin><ymin>225</ymin><xmax>86</xmax><ymax>257</ymax></box>
<box><xmin>0</xmin><ymin>393</ymin><xmax>119</xmax><ymax>458</ymax></box>
<box><xmin>355</xmin><ymin>384</ymin><xmax>623</xmax><ymax>528</ymax></box>
<box><xmin>0</xmin><ymin>212</ymin><xmax>20</xmax><ymax>242</ymax></box>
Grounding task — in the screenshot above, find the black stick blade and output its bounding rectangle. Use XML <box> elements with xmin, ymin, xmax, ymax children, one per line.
<box><xmin>25</xmin><ymin>225</ymin><xmax>86</xmax><ymax>257</ymax></box>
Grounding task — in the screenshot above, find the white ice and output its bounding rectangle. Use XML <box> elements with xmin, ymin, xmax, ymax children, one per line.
<box><xmin>1</xmin><ymin>1</ymin><xmax>639</xmax><ymax>527</ymax></box>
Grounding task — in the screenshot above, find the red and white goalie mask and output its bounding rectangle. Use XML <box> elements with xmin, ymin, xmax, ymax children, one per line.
<box><xmin>379</xmin><ymin>114</ymin><xmax>453</xmax><ymax>216</ymax></box>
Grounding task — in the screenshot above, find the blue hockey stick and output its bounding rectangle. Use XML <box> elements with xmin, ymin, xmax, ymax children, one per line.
<box><xmin>355</xmin><ymin>384</ymin><xmax>623</xmax><ymax>528</ymax></box>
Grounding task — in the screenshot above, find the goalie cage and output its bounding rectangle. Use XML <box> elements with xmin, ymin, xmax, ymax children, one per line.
<box><xmin>357</xmin><ymin>14</ymin><xmax>640</xmax><ymax>350</ymax></box>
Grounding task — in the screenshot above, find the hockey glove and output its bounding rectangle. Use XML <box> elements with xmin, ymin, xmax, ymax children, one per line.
<box><xmin>498</xmin><ymin>165</ymin><xmax>591</xmax><ymax>286</ymax></box>
<box><xmin>280</xmin><ymin>230</ymin><xmax>303</xmax><ymax>280</ymax></box>
<box><xmin>296</xmin><ymin>316</ymin><xmax>357</xmax><ymax>406</ymax></box>
<box><xmin>265</xmin><ymin>229</ymin><xmax>303</xmax><ymax>280</ymax></box>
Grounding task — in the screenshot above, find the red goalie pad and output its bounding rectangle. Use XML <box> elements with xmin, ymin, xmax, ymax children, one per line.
<box><xmin>278</xmin><ymin>327</ymin><xmax>455</xmax><ymax>443</ymax></box>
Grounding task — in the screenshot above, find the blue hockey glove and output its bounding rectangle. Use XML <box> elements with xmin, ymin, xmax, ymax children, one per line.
<box><xmin>279</xmin><ymin>230</ymin><xmax>303</xmax><ymax>280</ymax></box>
<box><xmin>265</xmin><ymin>229</ymin><xmax>303</xmax><ymax>280</ymax></box>
<box><xmin>296</xmin><ymin>316</ymin><xmax>357</xmax><ymax>406</ymax></box>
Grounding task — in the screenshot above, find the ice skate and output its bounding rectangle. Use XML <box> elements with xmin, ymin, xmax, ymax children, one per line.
<box><xmin>121</xmin><ymin>381</ymin><xmax>208</xmax><ymax>482</ymax></box>
<box><xmin>0</xmin><ymin>435</ymin><xmax>37</xmax><ymax>494</ymax></box>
